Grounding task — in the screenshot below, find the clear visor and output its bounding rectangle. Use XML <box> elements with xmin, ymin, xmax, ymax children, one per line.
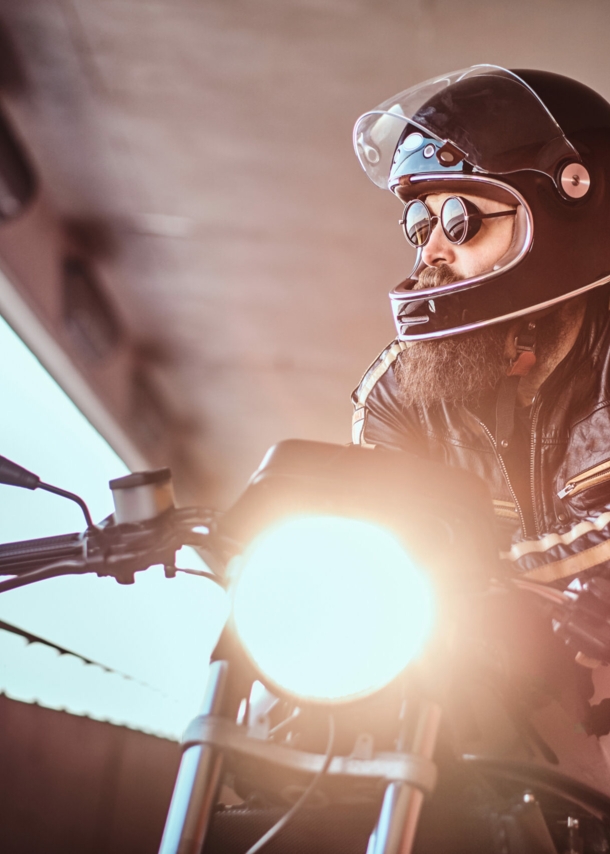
<box><xmin>354</xmin><ymin>65</ymin><xmax>579</xmax><ymax>189</ymax></box>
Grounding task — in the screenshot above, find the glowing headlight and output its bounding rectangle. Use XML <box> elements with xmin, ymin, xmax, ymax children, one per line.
<box><xmin>231</xmin><ymin>516</ymin><xmax>435</xmax><ymax>703</ymax></box>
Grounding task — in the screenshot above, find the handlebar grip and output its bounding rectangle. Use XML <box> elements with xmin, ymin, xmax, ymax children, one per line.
<box><xmin>0</xmin><ymin>532</ymin><xmax>83</xmax><ymax>575</ymax></box>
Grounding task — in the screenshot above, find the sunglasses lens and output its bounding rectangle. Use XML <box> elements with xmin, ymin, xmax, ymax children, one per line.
<box><xmin>441</xmin><ymin>197</ymin><xmax>468</xmax><ymax>243</ymax></box>
<box><xmin>404</xmin><ymin>201</ymin><xmax>431</xmax><ymax>247</ymax></box>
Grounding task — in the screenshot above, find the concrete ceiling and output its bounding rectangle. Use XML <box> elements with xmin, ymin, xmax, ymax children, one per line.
<box><xmin>0</xmin><ymin>0</ymin><xmax>609</xmax><ymax>506</ymax></box>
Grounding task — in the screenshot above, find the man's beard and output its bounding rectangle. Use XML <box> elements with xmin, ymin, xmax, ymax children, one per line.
<box><xmin>395</xmin><ymin>265</ymin><xmax>585</xmax><ymax>409</ymax></box>
<box><xmin>396</xmin><ymin>265</ymin><xmax>511</xmax><ymax>409</ymax></box>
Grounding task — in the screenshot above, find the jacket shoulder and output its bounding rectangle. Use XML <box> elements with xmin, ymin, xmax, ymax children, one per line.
<box><xmin>351</xmin><ymin>340</ymin><xmax>415</xmax><ymax>448</ymax></box>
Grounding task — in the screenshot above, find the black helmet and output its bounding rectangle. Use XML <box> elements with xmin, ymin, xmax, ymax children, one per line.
<box><xmin>354</xmin><ymin>65</ymin><xmax>610</xmax><ymax>340</ymax></box>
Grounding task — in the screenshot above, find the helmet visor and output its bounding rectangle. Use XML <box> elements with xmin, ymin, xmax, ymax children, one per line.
<box><xmin>354</xmin><ymin>65</ymin><xmax>579</xmax><ymax>189</ymax></box>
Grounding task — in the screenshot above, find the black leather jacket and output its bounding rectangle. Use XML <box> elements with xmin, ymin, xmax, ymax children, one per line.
<box><xmin>351</xmin><ymin>288</ymin><xmax>610</xmax><ymax>585</ymax></box>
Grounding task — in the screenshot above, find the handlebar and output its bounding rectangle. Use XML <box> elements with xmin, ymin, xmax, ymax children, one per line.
<box><xmin>0</xmin><ymin>505</ymin><xmax>228</xmax><ymax>594</ymax></box>
<box><xmin>0</xmin><ymin>532</ymin><xmax>84</xmax><ymax>576</ymax></box>
<box><xmin>0</xmin><ymin>451</ymin><xmax>606</xmax><ymax>675</ymax></box>
<box><xmin>0</xmin><ymin>454</ymin><xmax>231</xmax><ymax>592</ymax></box>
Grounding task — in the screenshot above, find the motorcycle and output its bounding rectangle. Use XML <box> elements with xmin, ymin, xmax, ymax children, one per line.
<box><xmin>2</xmin><ymin>441</ymin><xmax>610</xmax><ymax>854</ymax></box>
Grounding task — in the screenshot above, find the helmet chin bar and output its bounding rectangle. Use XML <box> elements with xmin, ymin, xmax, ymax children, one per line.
<box><xmin>391</xmin><ymin>275</ymin><xmax>610</xmax><ymax>342</ymax></box>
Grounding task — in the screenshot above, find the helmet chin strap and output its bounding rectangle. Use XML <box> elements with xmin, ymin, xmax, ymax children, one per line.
<box><xmin>495</xmin><ymin>320</ymin><xmax>537</xmax><ymax>451</ymax></box>
<box><xmin>507</xmin><ymin>320</ymin><xmax>537</xmax><ymax>377</ymax></box>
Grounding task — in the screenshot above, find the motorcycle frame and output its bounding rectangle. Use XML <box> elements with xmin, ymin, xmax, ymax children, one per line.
<box><xmin>159</xmin><ymin>661</ymin><xmax>442</xmax><ymax>854</ymax></box>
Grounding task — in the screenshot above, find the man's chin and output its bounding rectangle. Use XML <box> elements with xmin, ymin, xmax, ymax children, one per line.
<box><xmin>398</xmin><ymin>262</ymin><xmax>510</xmax><ymax>409</ymax></box>
<box><xmin>396</xmin><ymin>323</ymin><xmax>510</xmax><ymax>409</ymax></box>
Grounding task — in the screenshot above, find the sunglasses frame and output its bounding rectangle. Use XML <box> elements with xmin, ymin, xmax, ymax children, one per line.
<box><xmin>400</xmin><ymin>196</ymin><xmax>517</xmax><ymax>248</ymax></box>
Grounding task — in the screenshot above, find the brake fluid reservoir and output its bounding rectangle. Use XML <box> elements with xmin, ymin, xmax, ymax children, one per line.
<box><xmin>109</xmin><ymin>468</ymin><xmax>175</xmax><ymax>524</ymax></box>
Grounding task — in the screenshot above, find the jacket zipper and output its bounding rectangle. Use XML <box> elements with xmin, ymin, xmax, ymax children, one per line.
<box><xmin>558</xmin><ymin>458</ymin><xmax>610</xmax><ymax>499</ymax></box>
<box><xmin>529</xmin><ymin>400</ymin><xmax>542</xmax><ymax>537</ymax></box>
<box><xmin>477</xmin><ymin>419</ymin><xmax>529</xmax><ymax>537</ymax></box>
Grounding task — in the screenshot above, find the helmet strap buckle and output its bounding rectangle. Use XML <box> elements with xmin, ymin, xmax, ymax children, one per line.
<box><xmin>496</xmin><ymin>322</ymin><xmax>537</xmax><ymax>451</ymax></box>
<box><xmin>507</xmin><ymin>321</ymin><xmax>537</xmax><ymax>377</ymax></box>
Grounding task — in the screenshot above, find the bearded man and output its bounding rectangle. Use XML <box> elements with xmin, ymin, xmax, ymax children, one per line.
<box><xmin>352</xmin><ymin>67</ymin><xmax>610</xmax><ymax>583</ymax></box>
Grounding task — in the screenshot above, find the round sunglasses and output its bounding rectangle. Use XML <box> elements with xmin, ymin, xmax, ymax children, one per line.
<box><xmin>399</xmin><ymin>196</ymin><xmax>517</xmax><ymax>248</ymax></box>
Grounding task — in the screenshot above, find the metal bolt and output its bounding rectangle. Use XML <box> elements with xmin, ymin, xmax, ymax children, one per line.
<box><xmin>560</xmin><ymin>162</ymin><xmax>591</xmax><ymax>199</ymax></box>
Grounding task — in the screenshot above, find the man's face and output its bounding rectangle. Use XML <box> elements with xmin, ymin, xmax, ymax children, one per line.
<box><xmin>417</xmin><ymin>191</ymin><xmax>517</xmax><ymax>282</ymax></box>
<box><xmin>397</xmin><ymin>189</ymin><xmax>586</xmax><ymax>410</ymax></box>
<box><xmin>397</xmin><ymin>190</ymin><xmax>518</xmax><ymax>409</ymax></box>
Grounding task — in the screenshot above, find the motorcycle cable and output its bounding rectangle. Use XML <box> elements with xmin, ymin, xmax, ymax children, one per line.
<box><xmin>0</xmin><ymin>559</ymin><xmax>88</xmax><ymax>593</ymax></box>
<box><xmin>37</xmin><ymin>482</ymin><xmax>96</xmax><ymax>530</ymax></box>
<box><xmin>0</xmin><ymin>455</ymin><xmax>97</xmax><ymax>531</ymax></box>
<box><xmin>242</xmin><ymin>712</ymin><xmax>336</xmax><ymax>854</ymax></box>
<box><xmin>507</xmin><ymin>577</ymin><xmax>574</xmax><ymax>605</ymax></box>
<box><xmin>172</xmin><ymin>566</ymin><xmax>227</xmax><ymax>588</ymax></box>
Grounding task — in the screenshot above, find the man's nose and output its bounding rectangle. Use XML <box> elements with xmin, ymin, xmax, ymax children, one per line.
<box><xmin>421</xmin><ymin>220</ymin><xmax>457</xmax><ymax>267</ymax></box>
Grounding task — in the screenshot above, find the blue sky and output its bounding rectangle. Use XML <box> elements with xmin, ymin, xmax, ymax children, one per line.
<box><xmin>0</xmin><ymin>316</ymin><xmax>228</xmax><ymax>737</ymax></box>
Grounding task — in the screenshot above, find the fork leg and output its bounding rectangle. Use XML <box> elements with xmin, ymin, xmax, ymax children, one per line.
<box><xmin>158</xmin><ymin>661</ymin><xmax>228</xmax><ymax>854</ymax></box>
<box><xmin>367</xmin><ymin>702</ymin><xmax>442</xmax><ymax>854</ymax></box>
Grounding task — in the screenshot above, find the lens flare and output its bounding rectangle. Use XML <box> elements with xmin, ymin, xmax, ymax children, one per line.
<box><xmin>231</xmin><ymin>516</ymin><xmax>435</xmax><ymax>703</ymax></box>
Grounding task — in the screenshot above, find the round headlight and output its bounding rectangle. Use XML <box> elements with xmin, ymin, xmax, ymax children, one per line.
<box><xmin>231</xmin><ymin>515</ymin><xmax>435</xmax><ymax>703</ymax></box>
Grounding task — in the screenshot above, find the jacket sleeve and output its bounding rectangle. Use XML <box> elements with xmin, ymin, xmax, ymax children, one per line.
<box><xmin>502</xmin><ymin>512</ymin><xmax>610</xmax><ymax>585</ymax></box>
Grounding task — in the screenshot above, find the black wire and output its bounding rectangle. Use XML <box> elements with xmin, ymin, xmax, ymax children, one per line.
<box><xmin>38</xmin><ymin>482</ymin><xmax>95</xmax><ymax>529</ymax></box>
<box><xmin>174</xmin><ymin>567</ymin><xmax>227</xmax><ymax>588</ymax></box>
<box><xmin>243</xmin><ymin>713</ymin><xmax>335</xmax><ymax>854</ymax></box>
<box><xmin>0</xmin><ymin>618</ymin><xmax>176</xmax><ymax>694</ymax></box>
<box><xmin>0</xmin><ymin>560</ymin><xmax>88</xmax><ymax>594</ymax></box>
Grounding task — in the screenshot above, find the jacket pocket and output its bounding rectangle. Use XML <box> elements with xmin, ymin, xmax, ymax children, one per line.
<box><xmin>558</xmin><ymin>458</ymin><xmax>610</xmax><ymax>499</ymax></box>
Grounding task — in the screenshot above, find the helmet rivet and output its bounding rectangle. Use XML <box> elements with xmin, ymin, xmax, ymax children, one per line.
<box><xmin>439</xmin><ymin>151</ymin><xmax>454</xmax><ymax>163</ymax></box>
<box><xmin>423</xmin><ymin>144</ymin><xmax>435</xmax><ymax>159</ymax></box>
<box><xmin>365</xmin><ymin>144</ymin><xmax>380</xmax><ymax>165</ymax></box>
<box><xmin>559</xmin><ymin>162</ymin><xmax>590</xmax><ymax>199</ymax></box>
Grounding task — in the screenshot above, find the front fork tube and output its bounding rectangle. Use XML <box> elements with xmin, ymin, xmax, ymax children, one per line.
<box><xmin>158</xmin><ymin>661</ymin><xmax>228</xmax><ymax>854</ymax></box>
<box><xmin>367</xmin><ymin>702</ymin><xmax>442</xmax><ymax>854</ymax></box>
